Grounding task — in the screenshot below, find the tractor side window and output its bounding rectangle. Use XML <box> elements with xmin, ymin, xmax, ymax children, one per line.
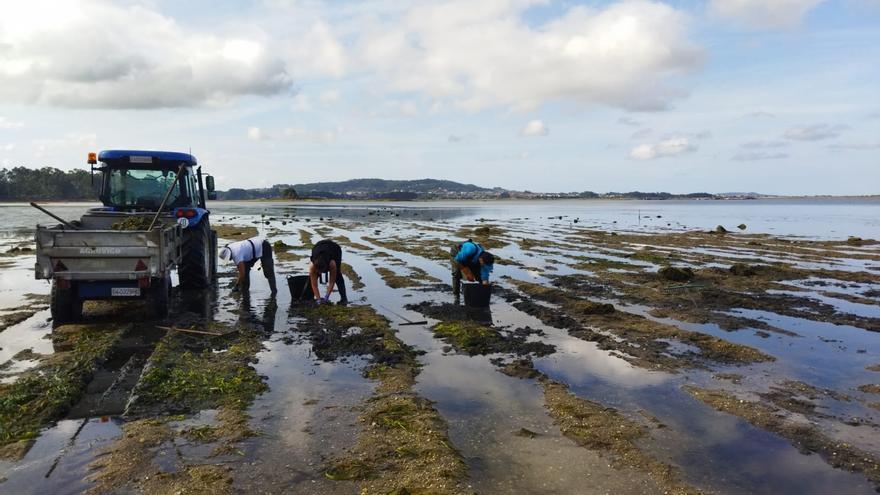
<box><xmin>171</xmin><ymin>167</ymin><xmax>198</xmax><ymax>207</ymax></box>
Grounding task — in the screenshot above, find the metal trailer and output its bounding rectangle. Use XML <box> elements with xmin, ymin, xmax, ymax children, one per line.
<box><xmin>35</xmin><ymin>218</ymin><xmax>182</xmax><ymax>321</ymax></box>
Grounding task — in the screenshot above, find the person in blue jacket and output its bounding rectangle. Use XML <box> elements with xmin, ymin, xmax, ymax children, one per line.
<box><xmin>451</xmin><ymin>239</ymin><xmax>495</xmax><ymax>302</ymax></box>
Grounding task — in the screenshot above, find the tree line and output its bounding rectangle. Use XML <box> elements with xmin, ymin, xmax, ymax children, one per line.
<box><xmin>0</xmin><ymin>167</ymin><xmax>95</xmax><ymax>201</ymax></box>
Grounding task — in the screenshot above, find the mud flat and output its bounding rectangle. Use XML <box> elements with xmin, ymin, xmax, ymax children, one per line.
<box><xmin>1</xmin><ymin>201</ymin><xmax>879</xmax><ymax>493</ymax></box>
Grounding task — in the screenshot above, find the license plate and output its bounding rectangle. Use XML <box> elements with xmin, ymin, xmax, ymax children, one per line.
<box><xmin>111</xmin><ymin>287</ymin><xmax>141</xmax><ymax>297</ymax></box>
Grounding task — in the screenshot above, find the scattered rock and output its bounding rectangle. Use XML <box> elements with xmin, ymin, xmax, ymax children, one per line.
<box><xmin>658</xmin><ymin>265</ymin><xmax>695</xmax><ymax>282</ymax></box>
<box><xmin>514</xmin><ymin>428</ymin><xmax>539</xmax><ymax>439</ymax></box>
<box><xmin>729</xmin><ymin>263</ymin><xmax>758</xmax><ymax>277</ymax></box>
<box><xmin>714</xmin><ymin>225</ymin><xmax>728</xmax><ymax>234</ymax></box>
<box><xmin>737</xmin><ymin>224</ymin><xmax>747</xmax><ymax>230</ymax></box>
<box><xmin>858</xmin><ymin>384</ymin><xmax>880</xmax><ymax>395</ymax></box>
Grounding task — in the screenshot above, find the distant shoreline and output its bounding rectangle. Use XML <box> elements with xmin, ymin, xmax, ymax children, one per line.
<box><xmin>5</xmin><ymin>195</ymin><xmax>879</xmax><ymax>206</ymax></box>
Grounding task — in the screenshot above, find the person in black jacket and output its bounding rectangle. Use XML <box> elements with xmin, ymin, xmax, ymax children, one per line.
<box><xmin>309</xmin><ymin>239</ymin><xmax>348</xmax><ymax>304</ymax></box>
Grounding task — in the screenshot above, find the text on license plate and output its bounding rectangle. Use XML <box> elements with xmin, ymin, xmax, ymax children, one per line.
<box><xmin>111</xmin><ymin>287</ymin><xmax>141</xmax><ymax>297</ymax></box>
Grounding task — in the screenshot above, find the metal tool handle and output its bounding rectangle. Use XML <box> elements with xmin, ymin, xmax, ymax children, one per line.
<box><xmin>30</xmin><ymin>202</ymin><xmax>79</xmax><ymax>230</ymax></box>
<box><xmin>148</xmin><ymin>164</ymin><xmax>186</xmax><ymax>231</ymax></box>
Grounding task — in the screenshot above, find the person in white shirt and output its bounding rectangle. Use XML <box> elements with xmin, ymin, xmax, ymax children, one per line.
<box><xmin>218</xmin><ymin>236</ymin><xmax>277</xmax><ymax>295</ymax></box>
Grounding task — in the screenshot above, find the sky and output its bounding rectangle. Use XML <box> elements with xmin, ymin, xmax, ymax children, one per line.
<box><xmin>0</xmin><ymin>0</ymin><xmax>878</xmax><ymax>195</ymax></box>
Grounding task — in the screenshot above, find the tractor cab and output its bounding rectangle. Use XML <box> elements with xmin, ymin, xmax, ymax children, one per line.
<box><xmin>90</xmin><ymin>150</ymin><xmax>216</xmax><ymax>213</ymax></box>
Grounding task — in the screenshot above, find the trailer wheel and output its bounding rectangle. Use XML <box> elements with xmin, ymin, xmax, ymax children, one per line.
<box><xmin>51</xmin><ymin>281</ymin><xmax>82</xmax><ymax>325</ymax></box>
<box><xmin>179</xmin><ymin>219</ymin><xmax>212</xmax><ymax>289</ymax></box>
<box><xmin>150</xmin><ymin>276</ymin><xmax>171</xmax><ymax>318</ymax></box>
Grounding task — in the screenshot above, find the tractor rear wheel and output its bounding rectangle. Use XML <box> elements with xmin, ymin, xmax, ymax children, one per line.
<box><xmin>210</xmin><ymin>229</ymin><xmax>218</xmax><ymax>282</ymax></box>
<box><xmin>179</xmin><ymin>219</ymin><xmax>212</xmax><ymax>290</ymax></box>
<box><xmin>51</xmin><ymin>281</ymin><xmax>82</xmax><ymax>325</ymax></box>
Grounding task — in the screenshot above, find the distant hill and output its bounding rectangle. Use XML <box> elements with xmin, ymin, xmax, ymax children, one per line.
<box><xmin>218</xmin><ymin>178</ymin><xmax>499</xmax><ymax>200</ymax></box>
<box><xmin>295</xmin><ymin>178</ymin><xmax>493</xmax><ymax>196</ymax></box>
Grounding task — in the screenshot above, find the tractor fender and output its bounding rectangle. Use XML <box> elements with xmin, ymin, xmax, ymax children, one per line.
<box><xmin>173</xmin><ymin>207</ymin><xmax>209</xmax><ymax>229</ymax></box>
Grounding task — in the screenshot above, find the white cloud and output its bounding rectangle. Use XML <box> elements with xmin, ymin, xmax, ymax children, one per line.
<box><xmin>247</xmin><ymin>126</ymin><xmax>337</xmax><ymax>144</ymax></box>
<box><xmin>520</xmin><ymin>119</ymin><xmax>549</xmax><ymax>137</ymax></box>
<box><xmin>784</xmin><ymin>124</ymin><xmax>848</xmax><ymax>141</ymax></box>
<box><xmin>282</xmin><ymin>22</ymin><xmax>348</xmax><ymax>78</ymax></box>
<box><xmin>0</xmin><ymin>117</ymin><xmax>24</xmax><ymax>129</ymax></box>
<box><xmin>367</xmin><ymin>100</ymin><xmax>420</xmax><ymax>119</ymax></box>
<box><xmin>732</xmin><ymin>151</ymin><xmax>788</xmax><ymax>161</ymax></box>
<box><xmin>2</xmin><ymin>144</ymin><xmax>15</xmax><ymax>151</ymax></box>
<box><xmin>630</xmin><ymin>136</ymin><xmax>696</xmax><ymax>160</ymax></box>
<box><xmin>744</xmin><ymin>111</ymin><xmax>775</xmax><ymax>118</ymax></box>
<box><xmin>33</xmin><ymin>133</ymin><xmax>98</xmax><ymax>158</ymax></box>
<box><xmin>359</xmin><ymin>0</ymin><xmax>703</xmax><ymax>112</ymax></box>
<box><xmin>448</xmin><ymin>133</ymin><xmax>478</xmax><ymax>143</ymax></box>
<box><xmin>291</xmin><ymin>94</ymin><xmax>312</xmax><ymax>112</ymax></box>
<box><xmin>0</xmin><ymin>1</ymin><xmax>296</xmax><ymax>108</ymax></box>
<box><xmin>319</xmin><ymin>89</ymin><xmax>341</xmax><ymax>104</ymax></box>
<box><xmin>630</xmin><ymin>128</ymin><xmax>653</xmax><ymax>140</ymax></box>
<box><xmin>710</xmin><ymin>0</ymin><xmax>826</xmax><ymax>29</ymax></box>
<box><xmin>826</xmin><ymin>141</ymin><xmax>880</xmax><ymax>150</ymax></box>
<box><xmin>741</xmin><ymin>140</ymin><xmax>788</xmax><ymax>149</ymax></box>
<box><xmin>618</xmin><ymin>116</ymin><xmax>644</xmax><ymax>127</ymax></box>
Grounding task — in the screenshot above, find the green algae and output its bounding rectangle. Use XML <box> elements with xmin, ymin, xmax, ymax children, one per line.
<box><xmin>361</xmin><ymin>236</ymin><xmax>450</xmax><ymax>261</ymax></box>
<box><xmin>135</xmin><ymin>322</ymin><xmax>266</xmax><ymax>412</ymax></box>
<box><xmin>510</xmin><ymin>278</ymin><xmax>772</xmax><ymax>370</ymax></box>
<box><xmin>299</xmin><ymin>229</ymin><xmax>314</xmax><ymax>249</ymax></box>
<box><xmin>293</xmin><ymin>304</ymin><xmax>467</xmax><ymax>494</ymax></box>
<box><xmin>495</xmin><ymin>357</ymin><xmax>702</xmax><ymax>494</ymax></box>
<box><xmin>0</xmin><ymin>324</ymin><xmax>123</xmax><ymax>452</ymax></box>
<box><xmin>110</xmin><ymin>216</ymin><xmax>154</xmax><ymax>231</ymax></box>
<box><xmin>454</xmin><ymin>224</ymin><xmax>509</xmax><ymax>249</ymax></box>
<box><xmin>375</xmin><ymin>267</ymin><xmax>419</xmax><ymax>289</ymax></box>
<box><xmin>341</xmin><ymin>262</ymin><xmax>365</xmax><ymax>290</ymax></box>
<box><xmin>409</xmin><ymin>302</ymin><xmax>555</xmax><ymax>357</ymax></box>
<box><xmin>433</xmin><ymin>321</ymin><xmax>504</xmax><ymax>355</ymax></box>
<box><xmin>213</xmin><ymin>224</ymin><xmax>258</xmax><ymax>241</ymax></box>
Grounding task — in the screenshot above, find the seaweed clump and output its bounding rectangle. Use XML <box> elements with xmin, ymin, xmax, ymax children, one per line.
<box><xmin>407</xmin><ymin>301</ymin><xmax>555</xmax><ymax>357</ymax></box>
<box><xmin>213</xmin><ymin>224</ymin><xmax>258</xmax><ymax>241</ymax></box>
<box><xmin>658</xmin><ymin>265</ymin><xmax>695</xmax><ymax>282</ymax></box>
<box><xmin>111</xmin><ymin>216</ymin><xmax>154</xmax><ymax>231</ymax></box>
<box><xmin>508</xmin><ymin>278</ymin><xmax>772</xmax><ymax>371</ymax></box>
<box><xmin>133</xmin><ymin>321</ymin><xmax>267</xmax><ymax>412</ymax></box>
<box><xmin>294</xmin><ymin>304</ymin><xmax>469</xmax><ymax>494</ymax></box>
<box><xmin>729</xmin><ymin>263</ymin><xmax>758</xmax><ymax>277</ymax></box>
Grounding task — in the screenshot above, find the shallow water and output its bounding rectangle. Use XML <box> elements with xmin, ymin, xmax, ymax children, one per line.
<box><xmin>1</xmin><ymin>199</ymin><xmax>879</xmax><ymax>493</ymax></box>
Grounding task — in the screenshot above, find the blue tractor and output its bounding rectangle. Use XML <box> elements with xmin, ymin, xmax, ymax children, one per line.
<box><xmin>35</xmin><ymin>150</ymin><xmax>219</xmax><ymax>322</ymax></box>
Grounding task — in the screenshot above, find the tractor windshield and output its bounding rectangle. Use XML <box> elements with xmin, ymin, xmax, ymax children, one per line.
<box><xmin>102</xmin><ymin>167</ymin><xmax>197</xmax><ymax>210</ymax></box>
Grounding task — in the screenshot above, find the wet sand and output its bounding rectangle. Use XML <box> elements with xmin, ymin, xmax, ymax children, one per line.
<box><xmin>0</xmin><ymin>200</ymin><xmax>878</xmax><ymax>494</ymax></box>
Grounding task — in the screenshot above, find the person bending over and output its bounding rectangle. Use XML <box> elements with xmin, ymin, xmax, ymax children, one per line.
<box><xmin>219</xmin><ymin>236</ymin><xmax>277</xmax><ymax>296</ymax></box>
<box><xmin>451</xmin><ymin>239</ymin><xmax>494</xmax><ymax>302</ymax></box>
<box><xmin>309</xmin><ymin>239</ymin><xmax>348</xmax><ymax>304</ymax></box>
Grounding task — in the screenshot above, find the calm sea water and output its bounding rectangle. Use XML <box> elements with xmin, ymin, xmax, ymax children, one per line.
<box><xmin>2</xmin><ymin>198</ymin><xmax>878</xmax><ymax>239</ymax></box>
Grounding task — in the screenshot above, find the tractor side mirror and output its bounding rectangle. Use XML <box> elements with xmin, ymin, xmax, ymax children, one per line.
<box><xmin>205</xmin><ymin>175</ymin><xmax>215</xmax><ymax>192</ymax></box>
